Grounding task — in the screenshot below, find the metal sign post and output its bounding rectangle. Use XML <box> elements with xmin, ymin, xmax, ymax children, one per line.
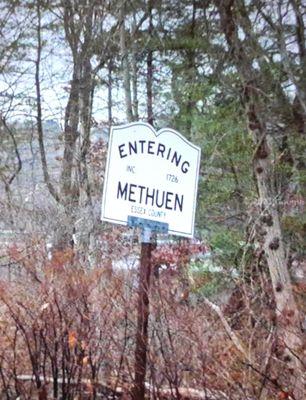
<box><xmin>128</xmin><ymin>217</ymin><xmax>168</xmax><ymax>400</ymax></box>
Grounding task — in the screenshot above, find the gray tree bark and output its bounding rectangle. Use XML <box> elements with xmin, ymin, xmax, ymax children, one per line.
<box><xmin>215</xmin><ymin>0</ymin><xmax>304</xmax><ymax>397</ymax></box>
<box><xmin>120</xmin><ymin>3</ymin><xmax>134</xmax><ymax>122</ymax></box>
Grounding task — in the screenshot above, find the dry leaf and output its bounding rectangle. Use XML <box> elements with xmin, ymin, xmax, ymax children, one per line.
<box><xmin>68</xmin><ymin>331</ymin><xmax>77</xmax><ymax>349</ymax></box>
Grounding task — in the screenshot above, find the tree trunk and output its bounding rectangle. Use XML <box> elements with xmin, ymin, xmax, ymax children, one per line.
<box><xmin>35</xmin><ymin>0</ymin><xmax>60</xmax><ymax>203</ymax></box>
<box><xmin>184</xmin><ymin>0</ymin><xmax>197</xmax><ymax>137</ymax></box>
<box><xmin>215</xmin><ymin>1</ymin><xmax>304</xmax><ymax>397</ymax></box>
<box><xmin>120</xmin><ymin>3</ymin><xmax>134</xmax><ymax>122</ymax></box>
<box><xmin>108</xmin><ymin>58</ymin><xmax>113</xmax><ymax>130</ymax></box>
<box><xmin>132</xmin><ymin>239</ymin><xmax>154</xmax><ymax>400</ymax></box>
<box><xmin>146</xmin><ymin>0</ymin><xmax>153</xmax><ymax>126</ymax></box>
<box><xmin>60</xmin><ymin>63</ymin><xmax>80</xmax><ymax>208</ymax></box>
<box><xmin>131</xmin><ymin>15</ymin><xmax>139</xmax><ymax>121</ymax></box>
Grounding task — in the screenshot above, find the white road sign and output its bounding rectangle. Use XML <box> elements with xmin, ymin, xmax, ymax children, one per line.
<box><xmin>101</xmin><ymin>122</ymin><xmax>201</xmax><ymax>237</ymax></box>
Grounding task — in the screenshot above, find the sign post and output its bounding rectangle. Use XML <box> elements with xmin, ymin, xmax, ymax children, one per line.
<box><xmin>132</xmin><ymin>227</ymin><xmax>154</xmax><ymax>400</ymax></box>
<box><xmin>128</xmin><ymin>220</ymin><xmax>168</xmax><ymax>400</ymax></box>
<box><xmin>101</xmin><ymin>122</ymin><xmax>201</xmax><ymax>399</ymax></box>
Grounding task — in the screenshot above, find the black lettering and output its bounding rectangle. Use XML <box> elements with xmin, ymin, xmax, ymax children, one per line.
<box><xmin>119</xmin><ymin>144</ymin><xmax>127</xmax><ymax>158</ymax></box>
<box><xmin>181</xmin><ymin>161</ymin><xmax>190</xmax><ymax>174</ymax></box>
<box><xmin>128</xmin><ymin>141</ymin><xmax>137</xmax><ymax>155</ymax></box>
<box><xmin>148</xmin><ymin>140</ymin><xmax>155</xmax><ymax>155</ymax></box>
<box><xmin>157</xmin><ymin>143</ymin><xmax>165</xmax><ymax>157</ymax></box>
<box><xmin>127</xmin><ymin>165</ymin><xmax>135</xmax><ymax>173</ymax></box>
<box><xmin>139</xmin><ymin>140</ymin><xmax>146</xmax><ymax>153</ymax></box>
<box><xmin>138</xmin><ymin>185</ymin><xmax>145</xmax><ymax>203</ymax></box>
<box><xmin>174</xmin><ymin>194</ymin><xmax>183</xmax><ymax>211</ymax></box>
<box><xmin>171</xmin><ymin>151</ymin><xmax>181</xmax><ymax>167</ymax></box>
<box><xmin>117</xmin><ymin>181</ymin><xmax>128</xmax><ymax>199</ymax></box>
<box><xmin>145</xmin><ymin>187</ymin><xmax>155</xmax><ymax>206</ymax></box>
<box><xmin>128</xmin><ymin>184</ymin><xmax>137</xmax><ymax>202</ymax></box>
<box><xmin>119</xmin><ymin>141</ymin><xmax>190</xmax><ymax>175</ymax></box>
<box><xmin>155</xmin><ymin>189</ymin><xmax>165</xmax><ymax>208</ymax></box>
<box><xmin>165</xmin><ymin>192</ymin><xmax>174</xmax><ymax>210</ymax></box>
<box><xmin>117</xmin><ymin>182</ymin><xmax>184</xmax><ymax>213</ymax></box>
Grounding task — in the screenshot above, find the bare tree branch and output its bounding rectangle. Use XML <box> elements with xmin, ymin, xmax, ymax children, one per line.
<box><xmin>0</xmin><ymin>117</ymin><xmax>22</xmax><ymax>186</ymax></box>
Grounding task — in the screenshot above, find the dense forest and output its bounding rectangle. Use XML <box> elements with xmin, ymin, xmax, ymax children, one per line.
<box><xmin>0</xmin><ymin>0</ymin><xmax>305</xmax><ymax>399</ymax></box>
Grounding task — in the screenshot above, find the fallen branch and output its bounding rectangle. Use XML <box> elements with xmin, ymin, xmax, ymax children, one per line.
<box><xmin>16</xmin><ymin>374</ymin><xmax>230</xmax><ymax>399</ymax></box>
<box><xmin>203</xmin><ymin>296</ymin><xmax>252</xmax><ymax>363</ymax></box>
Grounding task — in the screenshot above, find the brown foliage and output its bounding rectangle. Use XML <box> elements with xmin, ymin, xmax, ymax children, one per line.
<box><xmin>0</xmin><ymin>239</ymin><xmax>305</xmax><ymax>399</ymax></box>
